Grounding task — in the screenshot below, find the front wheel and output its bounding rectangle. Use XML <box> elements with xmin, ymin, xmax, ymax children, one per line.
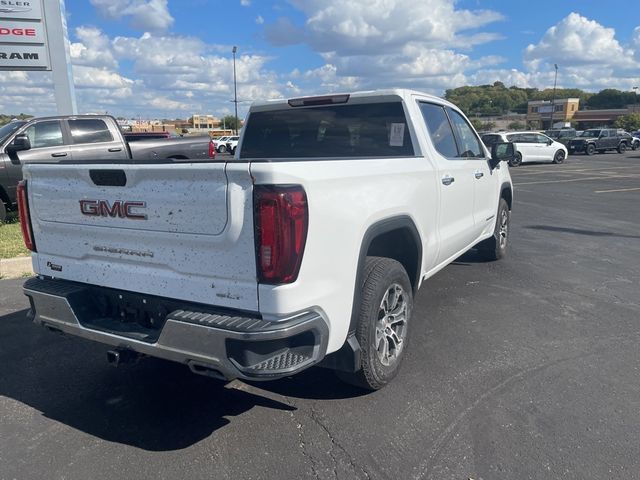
<box><xmin>553</xmin><ymin>150</ymin><xmax>566</xmax><ymax>164</ymax></box>
<box><xmin>509</xmin><ymin>152</ymin><xmax>522</xmax><ymax>167</ymax></box>
<box><xmin>337</xmin><ymin>257</ymin><xmax>412</xmax><ymax>391</ymax></box>
<box><xmin>477</xmin><ymin>198</ymin><xmax>510</xmax><ymax>261</ymax></box>
<box><xmin>618</xmin><ymin>143</ymin><xmax>627</xmax><ymax>154</ymax></box>
<box><xmin>217</xmin><ymin>145</ymin><xmax>227</xmax><ymax>153</ymax></box>
<box><xmin>586</xmin><ymin>144</ymin><xmax>596</xmax><ymax>155</ymax></box>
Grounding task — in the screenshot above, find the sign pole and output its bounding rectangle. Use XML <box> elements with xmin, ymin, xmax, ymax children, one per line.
<box><xmin>43</xmin><ymin>0</ymin><xmax>77</xmax><ymax>115</ymax></box>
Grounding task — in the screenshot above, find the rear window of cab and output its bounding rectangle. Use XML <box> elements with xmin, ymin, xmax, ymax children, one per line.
<box><xmin>240</xmin><ymin>102</ymin><xmax>415</xmax><ymax>159</ymax></box>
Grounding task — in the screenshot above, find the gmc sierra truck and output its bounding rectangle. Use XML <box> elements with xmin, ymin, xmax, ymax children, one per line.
<box><xmin>19</xmin><ymin>90</ymin><xmax>514</xmax><ymax>390</ymax></box>
<box><xmin>0</xmin><ymin>115</ymin><xmax>213</xmax><ymax>222</ymax></box>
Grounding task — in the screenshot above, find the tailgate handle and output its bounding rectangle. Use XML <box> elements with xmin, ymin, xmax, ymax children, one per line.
<box><xmin>90</xmin><ymin>169</ymin><xmax>127</xmax><ymax>187</ymax></box>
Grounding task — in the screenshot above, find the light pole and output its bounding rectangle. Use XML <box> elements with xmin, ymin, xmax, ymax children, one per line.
<box><xmin>633</xmin><ymin>86</ymin><xmax>638</xmax><ymax>109</ymax></box>
<box><xmin>550</xmin><ymin>63</ymin><xmax>558</xmax><ymax>129</ymax></box>
<box><xmin>232</xmin><ymin>46</ymin><xmax>239</xmax><ymax>135</ymax></box>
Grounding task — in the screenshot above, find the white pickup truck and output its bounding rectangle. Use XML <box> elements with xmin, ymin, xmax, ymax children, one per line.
<box><xmin>20</xmin><ymin>89</ymin><xmax>514</xmax><ymax>390</ymax></box>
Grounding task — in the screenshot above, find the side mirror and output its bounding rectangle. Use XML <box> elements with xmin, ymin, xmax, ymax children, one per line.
<box><xmin>489</xmin><ymin>142</ymin><xmax>514</xmax><ymax>169</ymax></box>
<box><xmin>547</xmin><ymin>139</ymin><xmax>553</xmax><ymax>145</ymax></box>
<box><xmin>6</xmin><ymin>134</ymin><xmax>31</xmax><ymax>153</ymax></box>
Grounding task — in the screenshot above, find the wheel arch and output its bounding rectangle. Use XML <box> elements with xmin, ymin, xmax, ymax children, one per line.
<box><xmin>350</xmin><ymin>216</ymin><xmax>422</xmax><ymax>332</ymax></box>
<box><xmin>500</xmin><ymin>182</ymin><xmax>513</xmax><ymax>210</ymax></box>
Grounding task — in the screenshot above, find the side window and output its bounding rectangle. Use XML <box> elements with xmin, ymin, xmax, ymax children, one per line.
<box><xmin>481</xmin><ymin>135</ymin><xmax>500</xmax><ymax>147</ymax></box>
<box><xmin>68</xmin><ymin>119</ymin><xmax>114</xmax><ymax>144</ymax></box>
<box><xmin>600</xmin><ymin>130</ymin><xmax>609</xmax><ymax>138</ymax></box>
<box><xmin>23</xmin><ymin>121</ymin><xmax>64</xmax><ymax>148</ymax></box>
<box><xmin>419</xmin><ymin>103</ymin><xmax>458</xmax><ymax>158</ymax></box>
<box><xmin>506</xmin><ymin>134</ymin><xmax>521</xmax><ymax>143</ymax></box>
<box><xmin>521</xmin><ymin>133</ymin><xmax>537</xmax><ymax>143</ymax></box>
<box><xmin>536</xmin><ymin>134</ymin><xmax>550</xmax><ymax>144</ymax></box>
<box><xmin>446</xmin><ymin>108</ymin><xmax>484</xmax><ymax>158</ymax></box>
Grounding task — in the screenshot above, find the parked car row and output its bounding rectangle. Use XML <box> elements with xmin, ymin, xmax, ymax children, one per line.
<box><xmin>480</xmin><ymin>126</ymin><xmax>639</xmax><ymax>167</ymax></box>
<box><xmin>211</xmin><ymin>135</ymin><xmax>240</xmax><ymax>154</ymax></box>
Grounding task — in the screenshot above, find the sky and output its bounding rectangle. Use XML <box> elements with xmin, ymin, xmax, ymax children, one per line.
<box><xmin>1</xmin><ymin>0</ymin><xmax>639</xmax><ymax>119</ymax></box>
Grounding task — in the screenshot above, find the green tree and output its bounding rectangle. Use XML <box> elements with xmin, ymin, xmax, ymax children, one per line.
<box><xmin>586</xmin><ymin>89</ymin><xmax>636</xmax><ymax>109</ymax></box>
<box><xmin>222</xmin><ymin>115</ymin><xmax>241</xmax><ymax>131</ymax></box>
<box><xmin>613</xmin><ymin>113</ymin><xmax>640</xmax><ymax>132</ymax></box>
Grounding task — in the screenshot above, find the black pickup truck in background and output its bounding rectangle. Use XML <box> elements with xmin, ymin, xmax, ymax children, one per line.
<box><xmin>0</xmin><ymin>115</ymin><xmax>214</xmax><ymax>222</ymax></box>
<box><xmin>567</xmin><ymin>128</ymin><xmax>630</xmax><ymax>155</ymax></box>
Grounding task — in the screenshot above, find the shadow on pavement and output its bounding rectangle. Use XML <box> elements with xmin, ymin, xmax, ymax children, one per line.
<box><xmin>450</xmin><ymin>248</ymin><xmax>494</xmax><ymax>266</ymax></box>
<box><xmin>526</xmin><ymin>225</ymin><xmax>640</xmax><ymax>239</ymax></box>
<box><xmin>0</xmin><ymin>308</ymin><xmax>297</xmax><ymax>451</ymax></box>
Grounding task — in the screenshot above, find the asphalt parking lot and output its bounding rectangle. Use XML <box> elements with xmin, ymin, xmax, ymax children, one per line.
<box><xmin>1</xmin><ymin>151</ymin><xmax>639</xmax><ymax>480</ymax></box>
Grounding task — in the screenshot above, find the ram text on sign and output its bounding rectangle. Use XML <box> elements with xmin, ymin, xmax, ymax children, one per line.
<box><xmin>0</xmin><ymin>0</ymin><xmax>42</xmax><ymax>20</ymax></box>
<box><xmin>0</xmin><ymin>19</ymin><xmax>45</xmax><ymax>43</ymax></box>
<box><xmin>0</xmin><ymin>44</ymin><xmax>48</xmax><ymax>69</ymax></box>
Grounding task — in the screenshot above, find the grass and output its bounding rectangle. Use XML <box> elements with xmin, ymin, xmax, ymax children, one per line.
<box><xmin>0</xmin><ymin>213</ymin><xmax>29</xmax><ymax>259</ymax></box>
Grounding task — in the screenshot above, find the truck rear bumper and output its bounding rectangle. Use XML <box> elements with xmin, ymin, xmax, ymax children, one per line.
<box><xmin>24</xmin><ymin>277</ymin><xmax>329</xmax><ymax>381</ymax></box>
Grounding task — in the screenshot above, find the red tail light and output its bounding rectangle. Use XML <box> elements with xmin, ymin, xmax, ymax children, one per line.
<box><xmin>254</xmin><ymin>185</ymin><xmax>308</xmax><ymax>284</ymax></box>
<box><xmin>17</xmin><ymin>180</ymin><xmax>36</xmax><ymax>252</ymax></box>
<box><xmin>208</xmin><ymin>140</ymin><xmax>216</xmax><ymax>159</ymax></box>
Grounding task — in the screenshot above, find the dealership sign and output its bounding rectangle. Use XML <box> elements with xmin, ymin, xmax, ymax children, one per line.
<box><xmin>0</xmin><ymin>19</ymin><xmax>45</xmax><ymax>42</ymax></box>
<box><xmin>0</xmin><ymin>0</ymin><xmax>49</xmax><ymax>70</ymax></box>
<box><xmin>0</xmin><ymin>1</ymin><xmax>43</xmax><ymax>20</ymax></box>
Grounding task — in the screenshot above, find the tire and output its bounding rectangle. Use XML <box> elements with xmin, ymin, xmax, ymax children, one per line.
<box><xmin>586</xmin><ymin>143</ymin><xmax>596</xmax><ymax>156</ymax></box>
<box><xmin>231</xmin><ymin>147</ymin><xmax>236</xmax><ymax>155</ymax></box>
<box><xmin>617</xmin><ymin>142</ymin><xmax>627</xmax><ymax>154</ymax></box>
<box><xmin>509</xmin><ymin>151</ymin><xmax>522</xmax><ymax>167</ymax></box>
<box><xmin>0</xmin><ymin>201</ymin><xmax>6</xmax><ymax>224</ymax></box>
<box><xmin>553</xmin><ymin>150</ymin><xmax>565</xmax><ymax>164</ymax></box>
<box><xmin>337</xmin><ymin>257</ymin><xmax>412</xmax><ymax>391</ymax></box>
<box><xmin>217</xmin><ymin>145</ymin><xmax>226</xmax><ymax>153</ymax></box>
<box><xmin>477</xmin><ymin>198</ymin><xmax>510</xmax><ymax>261</ymax></box>
<box><xmin>633</xmin><ymin>141</ymin><xmax>639</xmax><ymax>151</ymax></box>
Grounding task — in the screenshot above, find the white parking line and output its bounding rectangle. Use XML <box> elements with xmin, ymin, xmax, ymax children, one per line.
<box><xmin>510</xmin><ymin>165</ymin><xmax>640</xmax><ymax>176</ymax></box>
<box><xmin>515</xmin><ymin>174</ymin><xmax>640</xmax><ymax>186</ymax></box>
<box><xmin>595</xmin><ymin>187</ymin><xmax>640</xmax><ymax>194</ymax></box>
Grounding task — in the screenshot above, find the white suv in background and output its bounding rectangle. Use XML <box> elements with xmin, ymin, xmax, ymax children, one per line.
<box><xmin>212</xmin><ymin>136</ymin><xmax>232</xmax><ymax>153</ymax></box>
<box><xmin>482</xmin><ymin>131</ymin><xmax>567</xmax><ymax>167</ymax></box>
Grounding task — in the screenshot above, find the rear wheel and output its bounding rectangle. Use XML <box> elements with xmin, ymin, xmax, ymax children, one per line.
<box><xmin>553</xmin><ymin>150</ymin><xmax>565</xmax><ymax>164</ymax></box>
<box><xmin>509</xmin><ymin>152</ymin><xmax>522</xmax><ymax>167</ymax></box>
<box><xmin>477</xmin><ymin>198</ymin><xmax>510</xmax><ymax>261</ymax></box>
<box><xmin>586</xmin><ymin>144</ymin><xmax>596</xmax><ymax>155</ymax></box>
<box><xmin>337</xmin><ymin>257</ymin><xmax>412</xmax><ymax>391</ymax></box>
<box><xmin>217</xmin><ymin>145</ymin><xmax>226</xmax><ymax>153</ymax></box>
<box><xmin>618</xmin><ymin>142</ymin><xmax>627</xmax><ymax>154</ymax></box>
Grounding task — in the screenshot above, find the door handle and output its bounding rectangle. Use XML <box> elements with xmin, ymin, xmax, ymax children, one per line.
<box><xmin>474</xmin><ymin>171</ymin><xmax>484</xmax><ymax>179</ymax></box>
<box><xmin>108</xmin><ymin>147</ymin><xmax>122</xmax><ymax>152</ymax></box>
<box><xmin>51</xmin><ymin>152</ymin><xmax>67</xmax><ymax>157</ymax></box>
<box><xmin>441</xmin><ymin>175</ymin><xmax>455</xmax><ymax>186</ymax></box>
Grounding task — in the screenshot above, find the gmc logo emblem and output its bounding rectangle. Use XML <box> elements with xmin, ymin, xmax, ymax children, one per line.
<box><xmin>79</xmin><ymin>200</ymin><xmax>147</xmax><ymax>220</ymax></box>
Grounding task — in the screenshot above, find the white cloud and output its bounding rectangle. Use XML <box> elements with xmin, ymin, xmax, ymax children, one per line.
<box><xmin>524</xmin><ymin>13</ymin><xmax>635</xmax><ymax>70</ymax></box>
<box><xmin>265</xmin><ymin>0</ymin><xmax>503</xmax><ymax>54</ymax></box>
<box><xmin>240</xmin><ymin>0</ymin><xmax>251</xmax><ymax>5</ymax></box>
<box><xmin>69</xmin><ymin>26</ymin><xmax>117</xmax><ymax>68</ymax></box>
<box><xmin>255</xmin><ymin>15</ymin><xmax>264</xmax><ymax>25</ymax></box>
<box><xmin>90</xmin><ymin>0</ymin><xmax>174</xmax><ymax>32</ymax></box>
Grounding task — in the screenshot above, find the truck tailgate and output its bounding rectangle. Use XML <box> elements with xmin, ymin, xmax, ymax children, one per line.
<box><xmin>23</xmin><ymin>163</ymin><xmax>258</xmax><ymax>311</ymax></box>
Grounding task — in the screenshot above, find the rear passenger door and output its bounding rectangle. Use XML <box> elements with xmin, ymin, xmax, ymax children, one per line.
<box><xmin>419</xmin><ymin>102</ymin><xmax>478</xmax><ymax>264</ymax></box>
<box><xmin>67</xmin><ymin>118</ymin><xmax>129</xmax><ymax>161</ymax></box>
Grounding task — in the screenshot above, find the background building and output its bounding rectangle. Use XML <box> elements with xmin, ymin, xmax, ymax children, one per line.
<box><xmin>527</xmin><ymin>98</ymin><xmax>580</xmax><ymax>129</ymax></box>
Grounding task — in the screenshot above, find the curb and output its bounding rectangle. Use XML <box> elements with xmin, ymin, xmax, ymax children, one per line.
<box><xmin>0</xmin><ymin>256</ymin><xmax>33</xmax><ymax>279</ymax></box>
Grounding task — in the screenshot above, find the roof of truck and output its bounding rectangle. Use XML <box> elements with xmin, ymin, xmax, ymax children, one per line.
<box><xmin>250</xmin><ymin>89</ymin><xmax>456</xmax><ymax>110</ymax></box>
